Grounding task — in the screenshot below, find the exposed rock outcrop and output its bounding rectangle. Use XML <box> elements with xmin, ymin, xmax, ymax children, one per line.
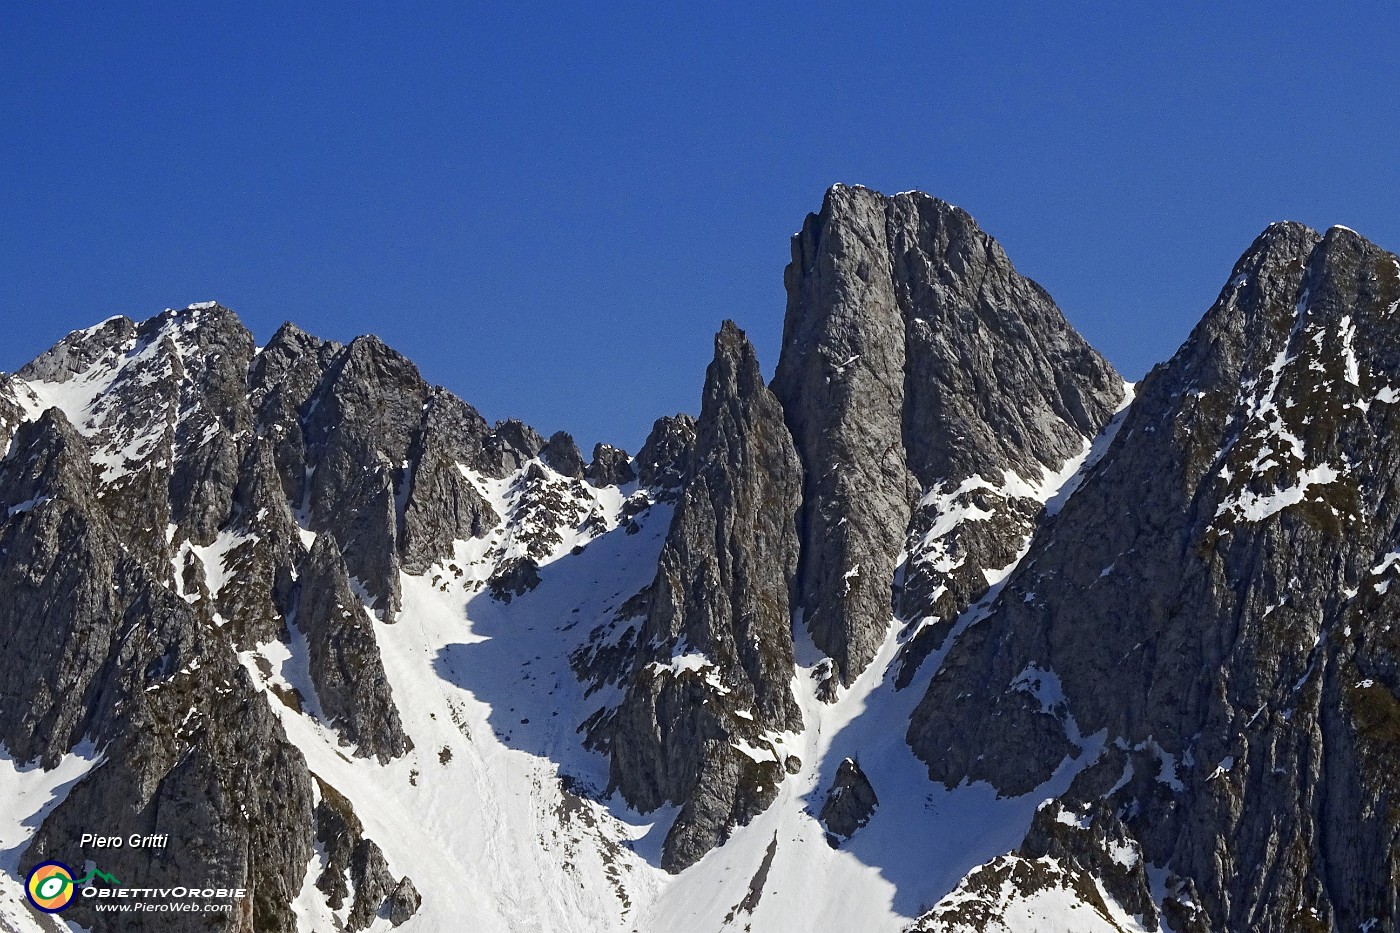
<box><xmin>297</xmin><ymin>534</ymin><xmax>412</xmax><ymax>762</ymax></box>
<box><xmin>819</xmin><ymin>757</ymin><xmax>879</xmax><ymax>843</ymax></box>
<box><xmin>773</xmin><ymin>185</ymin><xmax>1123</xmax><ymax>687</ymax></box>
<box><xmin>542</xmin><ymin>430</ymin><xmax>587</xmax><ymax>478</ymax></box>
<box><xmin>908</xmin><ymin>223</ymin><xmax>1400</xmax><ymax>932</ymax></box>
<box><xmin>610</xmin><ymin>321</ymin><xmax>803</xmax><ymax>871</ymax></box>
<box><xmin>636</xmin><ymin>414</ymin><xmax>696</xmax><ymax>491</ymax></box>
<box><xmin>587</xmin><ymin>442</ymin><xmax>636</xmax><ymax>487</ymax></box>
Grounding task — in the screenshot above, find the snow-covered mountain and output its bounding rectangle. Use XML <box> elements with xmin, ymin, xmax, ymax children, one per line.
<box><xmin>0</xmin><ymin>187</ymin><xmax>1394</xmax><ymax>932</ymax></box>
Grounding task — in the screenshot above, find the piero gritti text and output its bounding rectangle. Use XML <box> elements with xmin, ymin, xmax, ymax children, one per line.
<box><xmin>79</xmin><ymin>833</ymin><xmax>170</xmax><ymax>849</ymax></box>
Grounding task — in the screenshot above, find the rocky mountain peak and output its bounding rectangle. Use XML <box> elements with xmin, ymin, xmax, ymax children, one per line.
<box><xmin>5</xmin><ymin>197</ymin><xmax>1393</xmax><ymax>933</ymax></box>
<box><xmin>774</xmin><ymin>184</ymin><xmax>1124</xmax><ymax>686</ymax></box>
<box><xmin>609</xmin><ymin>320</ymin><xmax>803</xmax><ymax>871</ymax></box>
<box><xmin>905</xmin><ymin>218</ymin><xmax>1400</xmax><ymax>932</ymax></box>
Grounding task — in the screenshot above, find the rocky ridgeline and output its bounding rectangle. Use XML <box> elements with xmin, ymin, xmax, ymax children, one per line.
<box><xmin>907</xmin><ymin>223</ymin><xmax>1400</xmax><ymax>931</ymax></box>
<box><xmin>597</xmin><ymin>185</ymin><xmax>1125</xmax><ymax>870</ymax></box>
<box><xmin>0</xmin><ymin>302</ymin><xmax>662</xmax><ymax>931</ymax></box>
<box><xmin>1</xmin><ymin>188</ymin><xmax>1396</xmax><ymax>932</ymax></box>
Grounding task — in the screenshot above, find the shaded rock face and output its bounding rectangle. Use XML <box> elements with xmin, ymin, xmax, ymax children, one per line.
<box><xmin>587</xmin><ymin>442</ymin><xmax>636</xmax><ymax>487</ymax></box>
<box><xmin>908</xmin><ymin>223</ymin><xmax>1400</xmax><ymax>932</ymax></box>
<box><xmin>297</xmin><ymin>535</ymin><xmax>413</xmax><ymax>762</ymax></box>
<box><xmin>542</xmin><ymin>430</ymin><xmax>587</xmax><ymax>478</ymax></box>
<box><xmin>609</xmin><ymin>321</ymin><xmax>803</xmax><ymax>871</ymax></box>
<box><xmin>820</xmin><ymin>757</ymin><xmax>878</xmax><ymax>842</ymax></box>
<box><xmin>636</xmin><ymin>414</ymin><xmax>696</xmax><ymax>492</ymax></box>
<box><xmin>0</xmin><ymin>408</ymin><xmax>315</xmax><ymax>933</ymax></box>
<box><xmin>773</xmin><ymin>185</ymin><xmax>1123</xmax><ymax>686</ymax></box>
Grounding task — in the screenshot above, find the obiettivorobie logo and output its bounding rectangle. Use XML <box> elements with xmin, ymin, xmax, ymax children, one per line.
<box><xmin>25</xmin><ymin>861</ymin><xmax>121</xmax><ymax>913</ymax></box>
<box><xmin>24</xmin><ymin>858</ymin><xmax>245</xmax><ymax>917</ymax></box>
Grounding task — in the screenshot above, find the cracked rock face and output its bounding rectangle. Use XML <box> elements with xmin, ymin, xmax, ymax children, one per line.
<box><xmin>908</xmin><ymin>223</ymin><xmax>1400</xmax><ymax>932</ymax></box>
<box><xmin>609</xmin><ymin>321</ymin><xmax>803</xmax><ymax>871</ymax></box>
<box><xmin>0</xmin><ymin>404</ymin><xmax>315</xmax><ymax>933</ymax></box>
<box><xmin>773</xmin><ymin>184</ymin><xmax>1123</xmax><ymax>686</ymax></box>
<box><xmin>297</xmin><ymin>534</ymin><xmax>413</xmax><ymax>763</ymax></box>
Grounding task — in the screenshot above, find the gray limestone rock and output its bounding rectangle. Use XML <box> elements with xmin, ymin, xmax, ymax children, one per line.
<box><xmin>542</xmin><ymin>430</ymin><xmax>587</xmax><ymax>478</ymax></box>
<box><xmin>636</xmin><ymin>414</ymin><xmax>696</xmax><ymax>490</ymax></box>
<box><xmin>400</xmin><ymin>388</ymin><xmax>500</xmax><ymax>574</ymax></box>
<box><xmin>610</xmin><ymin>321</ymin><xmax>803</xmax><ymax>871</ymax></box>
<box><xmin>908</xmin><ymin>222</ymin><xmax>1400</xmax><ymax>931</ymax></box>
<box><xmin>0</xmin><ymin>406</ymin><xmax>316</xmax><ymax>932</ymax></box>
<box><xmin>586</xmin><ymin>442</ymin><xmax>636</xmax><ymax>486</ymax></box>
<box><xmin>0</xmin><ymin>373</ymin><xmax>25</xmax><ymax>452</ymax></box>
<box><xmin>296</xmin><ymin>534</ymin><xmax>412</xmax><ymax>762</ymax></box>
<box><xmin>482</xmin><ymin>418</ymin><xmax>546</xmax><ymax>476</ymax></box>
<box><xmin>248</xmin><ymin>320</ymin><xmax>344</xmax><ymax>504</ymax></box>
<box><xmin>773</xmin><ymin>185</ymin><xmax>1123</xmax><ymax>686</ymax></box>
<box><xmin>303</xmin><ymin>335</ymin><xmax>427</xmax><ymax>621</ymax></box>
<box><xmin>387</xmin><ymin>876</ymin><xmax>422</xmax><ymax>926</ymax></box>
<box><xmin>17</xmin><ymin>315</ymin><xmax>137</xmax><ymax>383</ymax></box>
<box><xmin>217</xmin><ymin>438</ymin><xmax>303</xmax><ymax>647</ymax></box>
<box><xmin>0</xmin><ymin>304</ymin><xmax>560</xmax><ymax>929</ymax></box>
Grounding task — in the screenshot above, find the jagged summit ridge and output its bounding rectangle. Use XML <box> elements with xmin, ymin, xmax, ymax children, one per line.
<box><xmin>2</xmin><ymin>197</ymin><xmax>1394</xmax><ymax>933</ymax></box>
<box><xmin>0</xmin><ymin>300</ymin><xmax>669</xmax><ymax>932</ymax></box>
<box><xmin>608</xmin><ymin>320</ymin><xmax>803</xmax><ymax>871</ymax></box>
<box><xmin>906</xmin><ymin>220</ymin><xmax>1400</xmax><ymax>931</ymax></box>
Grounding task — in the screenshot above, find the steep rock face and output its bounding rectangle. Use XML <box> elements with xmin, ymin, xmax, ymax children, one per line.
<box><xmin>399</xmin><ymin>388</ymin><xmax>499</xmax><ymax>574</ymax></box>
<box><xmin>819</xmin><ymin>757</ymin><xmax>879</xmax><ymax>842</ymax></box>
<box><xmin>0</xmin><ymin>408</ymin><xmax>317</xmax><ymax>933</ymax></box>
<box><xmin>0</xmin><ymin>410</ymin><xmax>125</xmax><ymax>764</ymax></box>
<box><xmin>908</xmin><ymin>223</ymin><xmax>1400</xmax><ymax>932</ymax></box>
<box><xmin>480</xmin><ymin>418</ymin><xmax>545</xmax><ymax>476</ymax></box>
<box><xmin>297</xmin><ymin>534</ymin><xmax>413</xmax><ymax>762</ymax></box>
<box><xmin>214</xmin><ymin>438</ymin><xmax>303</xmax><ymax>648</ymax></box>
<box><xmin>247</xmin><ymin>321</ymin><xmax>344</xmax><ymax>505</ymax></box>
<box><xmin>542</xmin><ymin>430</ymin><xmax>587</xmax><ymax>478</ymax></box>
<box><xmin>772</xmin><ymin>185</ymin><xmax>1123</xmax><ymax>686</ymax></box>
<box><xmin>0</xmin><ymin>374</ymin><xmax>24</xmax><ymax>450</ymax></box>
<box><xmin>303</xmin><ymin>335</ymin><xmax>426</xmax><ymax>620</ymax></box>
<box><xmin>610</xmin><ymin>321</ymin><xmax>803</xmax><ymax>871</ymax></box>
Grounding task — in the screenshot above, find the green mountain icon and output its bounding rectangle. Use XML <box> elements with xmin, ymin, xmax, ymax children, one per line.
<box><xmin>74</xmin><ymin>868</ymin><xmax>122</xmax><ymax>886</ymax></box>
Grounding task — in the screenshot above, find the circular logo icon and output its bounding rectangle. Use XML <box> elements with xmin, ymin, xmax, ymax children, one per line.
<box><xmin>26</xmin><ymin>861</ymin><xmax>76</xmax><ymax>913</ymax></box>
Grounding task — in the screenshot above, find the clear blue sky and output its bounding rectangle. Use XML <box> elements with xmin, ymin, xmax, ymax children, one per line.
<box><xmin>4</xmin><ymin>3</ymin><xmax>1399</xmax><ymax>453</ymax></box>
